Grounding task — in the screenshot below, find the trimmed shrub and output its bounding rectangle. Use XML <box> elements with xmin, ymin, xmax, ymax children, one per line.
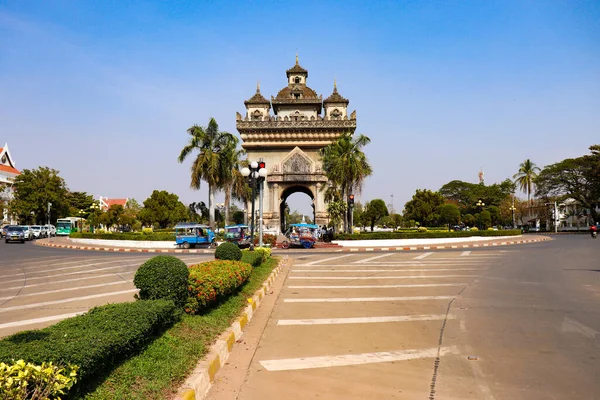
<box><xmin>470</xmin><ymin>227</ymin><xmax>479</xmax><ymax>231</ymax></box>
<box><xmin>261</xmin><ymin>233</ymin><xmax>277</xmax><ymax>247</ymax></box>
<box><xmin>69</xmin><ymin>232</ymin><xmax>175</xmax><ymax>241</ymax></box>
<box><xmin>134</xmin><ymin>255</ymin><xmax>189</xmax><ymax>307</ymax></box>
<box><xmin>185</xmin><ymin>260</ymin><xmax>252</xmax><ymax>314</ymax></box>
<box><xmin>215</xmin><ymin>242</ymin><xmax>242</xmax><ymax>261</ymax></box>
<box><xmin>241</xmin><ymin>251</ymin><xmax>263</xmax><ymax>267</ymax></box>
<box><xmin>0</xmin><ymin>300</ymin><xmax>180</xmax><ymax>388</ymax></box>
<box><xmin>0</xmin><ymin>360</ymin><xmax>78</xmax><ymax>400</ymax></box>
<box><xmin>417</xmin><ymin>227</ymin><xmax>428</xmax><ymax>232</ymax></box>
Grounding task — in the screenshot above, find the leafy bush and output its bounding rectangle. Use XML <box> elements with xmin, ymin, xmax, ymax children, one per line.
<box><xmin>0</xmin><ymin>300</ymin><xmax>180</xmax><ymax>389</ymax></box>
<box><xmin>185</xmin><ymin>260</ymin><xmax>252</xmax><ymax>314</ymax></box>
<box><xmin>241</xmin><ymin>251</ymin><xmax>263</xmax><ymax>267</ymax></box>
<box><xmin>241</xmin><ymin>247</ymin><xmax>271</xmax><ymax>265</ymax></box>
<box><xmin>253</xmin><ymin>246</ymin><xmax>272</xmax><ymax>260</ymax></box>
<box><xmin>69</xmin><ymin>232</ymin><xmax>175</xmax><ymax>241</ymax></box>
<box><xmin>215</xmin><ymin>242</ymin><xmax>242</xmax><ymax>261</ymax></box>
<box><xmin>261</xmin><ymin>233</ymin><xmax>277</xmax><ymax>247</ymax></box>
<box><xmin>417</xmin><ymin>227</ymin><xmax>428</xmax><ymax>232</ymax></box>
<box><xmin>335</xmin><ymin>229</ymin><xmax>522</xmax><ymax>240</ymax></box>
<box><xmin>470</xmin><ymin>227</ymin><xmax>479</xmax><ymax>231</ymax></box>
<box><xmin>0</xmin><ymin>360</ymin><xmax>78</xmax><ymax>400</ymax></box>
<box><xmin>142</xmin><ymin>227</ymin><xmax>153</xmax><ymax>233</ymax></box>
<box><xmin>134</xmin><ymin>255</ymin><xmax>190</xmax><ymax>307</ymax></box>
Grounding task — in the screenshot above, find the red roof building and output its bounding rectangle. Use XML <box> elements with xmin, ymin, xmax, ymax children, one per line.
<box><xmin>1</xmin><ymin>143</ymin><xmax>20</xmax><ymax>223</ymax></box>
<box><xmin>98</xmin><ymin>196</ymin><xmax>129</xmax><ymax>211</ymax></box>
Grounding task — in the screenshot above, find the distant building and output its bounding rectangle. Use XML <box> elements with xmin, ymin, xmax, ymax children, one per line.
<box><xmin>0</xmin><ymin>143</ymin><xmax>20</xmax><ymax>224</ymax></box>
<box><xmin>98</xmin><ymin>196</ymin><xmax>129</xmax><ymax>212</ymax></box>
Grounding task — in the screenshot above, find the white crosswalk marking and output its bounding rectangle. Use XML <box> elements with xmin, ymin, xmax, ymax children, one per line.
<box><xmin>288</xmin><ymin>283</ymin><xmax>466</xmax><ymax>289</ymax></box>
<box><xmin>413</xmin><ymin>252</ymin><xmax>433</xmax><ymax>259</ymax></box>
<box><xmin>0</xmin><ymin>290</ymin><xmax>138</xmax><ymax>314</ymax></box>
<box><xmin>284</xmin><ymin>296</ymin><xmax>455</xmax><ymax>303</ymax></box>
<box><xmin>288</xmin><ymin>275</ymin><xmax>476</xmax><ymax>280</ymax></box>
<box><xmin>277</xmin><ymin>314</ymin><xmax>456</xmax><ymax>325</ymax></box>
<box><xmin>461</xmin><ymin>251</ymin><xmax>471</xmax><ymax>256</ymax></box>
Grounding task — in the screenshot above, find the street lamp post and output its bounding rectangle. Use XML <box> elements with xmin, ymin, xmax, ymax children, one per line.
<box><xmin>476</xmin><ymin>199</ymin><xmax>485</xmax><ymax>229</ymax></box>
<box><xmin>509</xmin><ymin>199</ymin><xmax>516</xmax><ymax>229</ymax></box>
<box><xmin>89</xmin><ymin>202</ymin><xmax>100</xmax><ymax>233</ymax></box>
<box><xmin>78</xmin><ymin>209</ymin><xmax>85</xmax><ymax>233</ymax></box>
<box><xmin>241</xmin><ymin>160</ymin><xmax>267</xmax><ymax>250</ymax></box>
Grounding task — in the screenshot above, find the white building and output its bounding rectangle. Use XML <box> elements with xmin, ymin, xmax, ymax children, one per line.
<box><xmin>0</xmin><ymin>143</ymin><xmax>20</xmax><ymax>224</ymax></box>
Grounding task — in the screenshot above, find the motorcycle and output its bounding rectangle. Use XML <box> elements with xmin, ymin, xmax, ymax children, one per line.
<box><xmin>592</xmin><ymin>230</ymin><xmax>598</xmax><ymax>239</ymax></box>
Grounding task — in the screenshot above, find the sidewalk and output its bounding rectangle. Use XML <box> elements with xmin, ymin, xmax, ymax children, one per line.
<box><xmin>35</xmin><ymin>235</ymin><xmax>551</xmax><ymax>253</ymax></box>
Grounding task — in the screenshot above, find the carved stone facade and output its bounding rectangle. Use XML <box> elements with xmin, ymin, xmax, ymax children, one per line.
<box><xmin>237</xmin><ymin>57</ymin><xmax>357</xmax><ymax>233</ymax></box>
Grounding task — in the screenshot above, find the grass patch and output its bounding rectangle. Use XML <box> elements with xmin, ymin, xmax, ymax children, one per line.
<box><xmin>78</xmin><ymin>257</ymin><xmax>279</xmax><ymax>400</ymax></box>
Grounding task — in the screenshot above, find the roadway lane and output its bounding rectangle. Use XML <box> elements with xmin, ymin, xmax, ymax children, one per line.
<box><xmin>208</xmin><ymin>236</ymin><xmax>600</xmax><ymax>400</ymax></box>
<box><xmin>0</xmin><ymin>241</ymin><xmax>214</xmax><ymax>337</ymax></box>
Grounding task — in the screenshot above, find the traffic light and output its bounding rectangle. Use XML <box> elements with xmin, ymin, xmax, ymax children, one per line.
<box><xmin>348</xmin><ymin>194</ymin><xmax>355</xmax><ymax>207</ymax></box>
<box><xmin>258</xmin><ymin>161</ymin><xmax>266</xmax><ymax>169</ymax></box>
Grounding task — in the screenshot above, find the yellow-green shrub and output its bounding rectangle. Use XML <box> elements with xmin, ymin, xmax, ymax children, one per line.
<box><xmin>471</xmin><ymin>227</ymin><xmax>479</xmax><ymax>231</ymax></box>
<box><xmin>417</xmin><ymin>227</ymin><xmax>428</xmax><ymax>232</ymax></box>
<box><xmin>0</xmin><ymin>359</ymin><xmax>78</xmax><ymax>400</ymax></box>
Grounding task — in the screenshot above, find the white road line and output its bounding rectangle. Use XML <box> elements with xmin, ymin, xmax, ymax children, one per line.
<box><xmin>1</xmin><ymin>259</ymin><xmax>138</xmax><ymax>280</ymax></box>
<box><xmin>278</xmin><ymin>314</ymin><xmax>456</xmax><ymax>326</ymax></box>
<box><xmin>461</xmin><ymin>251</ymin><xmax>471</xmax><ymax>256</ymax></box>
<box><xmin>291</xmin><ymin>268</ymin><xmax>483</xmax><ymax>273</ymax></box>
<box><xmin>294</xmin><ymin>262</ymin><xmax>486</xmax><ymax>267</ymax></box>
<box><xmin>0</xmin><ymin>312</ymin><xmax>85</xmax><ymax>330</ymax></box>
<box><xmin>288</xmin><ymin>275</ymin><xmax>477</xmax><ymax>280</ymax></box>
<box><xmin>305</xmin><ymin>254</ymin><xmax>353</xmax><ymax>266</ymax></box>
<box><xmin>288</xmin><ymin>283</ymin><xmax>466</xmax><ymax>289</ymax></box>
<box><xmin>562</xmin><ymin>316</ymin><xmax>599</xmax><ymax>339</ymax></box>
<box><xmin>0</xmin><ymin>290</ymin><xmax>138</xmax><ymax>314</ymax></box>
<box><xmin>351</xmin><ymin>253</ymin><xmax>393</xmax><ymax>264</ymax></box>
<box><xmin>0</xmin><ymin>271</ymin><xmax>136</xmax><ymax>292</ymax></box>
<box><xmin>413</xmin><ymin>252</ymin><xmax>433</xmax><ymax>259</ymax></box>
<box><xmin>0</xmin><ymin>280</ymin><xmax>132</xmax><ymax>301</ymax></box>
<box><xmin>284</xmin><ymin>296</ymin><xmax>455</xmax><ymax>303</ymax></box>
<box><xmin>260</xmin><ymin>346</ymin><xmax>460</xmax><ymax>371</ymax></box>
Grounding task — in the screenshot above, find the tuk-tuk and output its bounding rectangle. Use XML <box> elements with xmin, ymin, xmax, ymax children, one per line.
<box><xmin>281</xmin><ymin>223</ymin><xmax>319</xmax><ymax>249</ymax></box>
<box><xmin>175</xmin><ymin>222</ymin><xmax>216</xmax><ymax>249</ymax></box>
<box><xmin>224</xmin><ymin>224</ymin><xmax>252</xmax><ymax>248</ymax></box>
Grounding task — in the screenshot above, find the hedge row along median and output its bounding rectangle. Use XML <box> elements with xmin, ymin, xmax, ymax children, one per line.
<box><xmin>335</xmin><ymin>229</ymin><xmax>523</xmax><ymax>240</ymax></box>
<box><xmin>0</xmin><ymin>299</ymin><xmax>180</xmax><ymax>397</ymax></box>
<box><xmin>69</xmin><ymin>232</ymin><xmax>175</xmax><ymax>241</ymax></box>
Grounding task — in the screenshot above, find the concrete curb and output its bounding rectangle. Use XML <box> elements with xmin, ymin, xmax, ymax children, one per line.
<box><xmin>329</xmin><ymin>236</ymin><xmax>552</xmax><ymax>252</ymax></box>
<box><xmin>35</xmin><ymin>239</ymin><xmax>214</xmax><ymax>253</ymax></box>
<box><xmin>174</xmin><ymin>256</ymin><xmax>289</xmax><ymax>400</ymax></box>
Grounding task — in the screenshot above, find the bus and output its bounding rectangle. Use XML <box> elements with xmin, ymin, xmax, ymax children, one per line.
<box><xmin>56</xmin><ymin>217</ymin><xmax>82</xmax><ymax>236</ymax></box>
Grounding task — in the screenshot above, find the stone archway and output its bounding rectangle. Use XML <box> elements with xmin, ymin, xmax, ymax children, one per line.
<box><xmin>279</xmin><ymin>185</ymin><xmax>315</xmax><ymax>233</ymax></box>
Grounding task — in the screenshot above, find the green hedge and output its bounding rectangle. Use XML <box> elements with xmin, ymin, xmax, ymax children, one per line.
<box><xmin>241</xmin><ymin>251</ymin><xmax>263</xmax><ymax>267</ymax></box>
<box><xmin>70</xmin><ymin>232</ymin><xmax>175</xmax><ymax>241</ymax></box>
<box><xmin>335</xmin><ymin>229</ymin><xmax>522</xmax><ymax>240</ymax></box>
<box><xmin>0</xmin><ymin>300</ymin><xmax>181</xmax><ymax>393</ymax></box>
<box><xmin>134</xmin><ymin>256</ymin><xmax>190</xmax><ymax>307</ymax></box>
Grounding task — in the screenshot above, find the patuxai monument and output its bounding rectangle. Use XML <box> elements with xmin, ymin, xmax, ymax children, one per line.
<box><xmin>236</xmin><ymin>56</ymin><xmax>357</xmax><ymax>233</ymax></box>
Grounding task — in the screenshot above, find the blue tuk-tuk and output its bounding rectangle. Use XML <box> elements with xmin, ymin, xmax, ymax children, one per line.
<box><xmin>281</xmin><ymin>223</ymin><xmax>318</xmax><ymax>249</ymax></box>
<box><xmin>224</xmin><ymin>224</ymin><xmax>252</xmax><ymax>248</ymax></box>
<box><xmin>175</xmin><ymin>222</ymin><xmax>216</xmax><ymax>249</ymax></box>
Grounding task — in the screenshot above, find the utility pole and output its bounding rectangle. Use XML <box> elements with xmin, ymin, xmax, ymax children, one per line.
<box><xmin>390</xmin><ymin>194</ymin><xmax>394</xmax><ymax>214</ymax></box>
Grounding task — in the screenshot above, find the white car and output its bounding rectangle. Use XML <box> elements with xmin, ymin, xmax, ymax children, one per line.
<box><xmin>30</xmin><ymin>225</ymin><xmax>43</xmax><ymax>239</ymax></box>
<box><xmin>20</xmin><ymin>225</ymin><xmax>33</xmax><ymax>240</ymax></box>
<box><xmin>45</xmin><ymin>224</ymin><xmax>56</xmax><ymax>237</ymax></box>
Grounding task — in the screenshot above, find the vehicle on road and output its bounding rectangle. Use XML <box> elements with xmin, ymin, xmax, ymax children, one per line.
<box><xmin>30</xmin><ymin>225</ymin><xmax>43</xmax><ymax>239</ymax></box>
<box><xmin>46</xmin><ymin>224</ymin><xmax>56</xmax><ymax>237</ymax></box>
<box><xmin>5</xmin><ymin>225</ymin><xmax>26</xmax><ymax>243</ymax></box>
<box><xmin>174</xmin><ymin>222</ymin><xmax>216</xmax><ymax>249</ymax></box>
<box><xmin>57</xmin><ymin>218</ymin><xmax>78</xmax><ymax>236</ymax></box>
<box><xmin>20</xmin><ymin>225</ymin><xmax>33</xmax><ymax>240</ymax></box>
<box><xmin>224</xmin><ymin>224</ymin><xmax>252</xmax><ymax>248</ymax></box>
<box><xmin>281</xmin><ymin>223</ymin><xmax>319</xmax><ymax>249</ymax></box>
<box><xmin>0</xmin><ymin>225</ymin><xmax>8</xmax><ymax>238</ymax></box>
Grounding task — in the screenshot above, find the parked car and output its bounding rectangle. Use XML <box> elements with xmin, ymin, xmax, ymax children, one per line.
<box><xmin>5</xmin><ymin>225</ymin><xmax>26</xmax><ymax>243</ymax></box>
<box><xmin>0</xmin><ymin>225</ymin><xmax>9</xmax><ymax>238</ymax></box>
<box><xmin>30</xmin><ymin>225</ymin><xmax>43</xmax><ymax>239</ymax></box>
<box><xmin>20</xmin><ymin>225</ymin><xmax>33</xmax><ymax>240</ymax></box>
<box><xmin>45</xmin><ymin>224</ymin><xmax>56</xmax><ymax>237</ymax></box>
<box><xmin>41</xmin><ymin>225</ymin><xmax>50</xmax><ymax>238</ymax></box>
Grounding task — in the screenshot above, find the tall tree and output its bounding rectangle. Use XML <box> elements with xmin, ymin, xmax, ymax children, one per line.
<box><xmin>363</xmin><ymin>199</ymin><xmax>389</xmax><ymax>232</ymax></box>
<box><xmin>178</xmin><ymin>118</ymin><xmax>236</xmax><ymax>229</ymax></box>
<box><xmin>219</xmin><ymin>139</ymin><xmax>245</xmax><ymax>227</ymax></box>
<box><xmin>138</xmin><ymin>190</ymin><xmax>188</xmax><ymax>229</ymax></box>
<box><xmin>513</xmin><ymin>159</ymin><xmax>541</xmax><ymax>206</ymax></box>
<box><xmin>319</xmin><ymin>132</ymin><xmax>372</xmax><ymax>233</ymax></box>
<box><xmin>9</xmin><ymin>167</ymin><xmax>70</xmax><ymax>224</ymax></box>
<box><xmin>403</xmin><ymin>189</ymin><xmax>446</xmax><ymax>227</ymax></box>
<box><xmin>439</xmin><ymin>204</ymin><xmax>461</xmax><ymax>227</ymax></box>
<box><xmin>535</xmin><ymin>145</ymin><xmax>600</xmax><ymax>223</ymax></box>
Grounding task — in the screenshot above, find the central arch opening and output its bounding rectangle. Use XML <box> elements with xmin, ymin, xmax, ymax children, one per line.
<box><xmin>280</xmin><ymin>185</ymin><xmax>315</xmax><ymax>233</ymax></box>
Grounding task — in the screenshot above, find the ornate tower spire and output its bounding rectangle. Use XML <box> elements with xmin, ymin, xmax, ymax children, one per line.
<box><xmin>296</xmin><ymin>52</ymin><xmax>299</xmax><ymax>65</ymax></box>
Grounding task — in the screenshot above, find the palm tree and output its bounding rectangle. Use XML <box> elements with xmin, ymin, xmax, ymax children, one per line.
<box><xmin>319</xmin><ymin>132</ymin><xmax>373</xmax><ymax>233</ymax></box>
<box><xmin>513</xmin><ymin>159</ymin><xmax>541</xmax><ymax>206</ymax></box>
<box><xmin>178</xmin><ymin>118</ymin><xmax>236</xmax><ymax>229</ymax></box>
<box><xmin>219</xmin><ymin>139</ymin><xmax>246</xmax><ymax>227</ymax></box>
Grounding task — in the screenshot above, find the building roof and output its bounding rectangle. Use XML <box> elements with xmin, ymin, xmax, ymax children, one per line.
<box><xmin>274</xmin><ymin>84</ymin><xmax>319</xmax><ymax>101</ymax></box>
<box><xmin>244</xmin><ymin>83</ymin><xmax>271</xmax><ymax>106</ymax></box>
<box><xmin>323</xmin><ymin>82</ymin><xmax>349</xmax><ymax>105</ymax></box>
<box><xmin>286</xmin><ymin>54</ymin><xmax>308</xmax><ymax>77</ymax></box>
<box><xmin>0</xmin><ymin>164</ymin><xmax>20</xmax><ymax>175</ymax></box>
<box><xmin>99</xmin><ymin>197</ymin><xmax>128</xmax><ymax>211</ymax></box>
<box><xmin>0</xmin><ymin>144</ymin><xmax>20</xmax><ymax>176</ymax></box>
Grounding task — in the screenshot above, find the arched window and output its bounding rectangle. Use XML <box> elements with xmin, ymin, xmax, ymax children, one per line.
<box><xmin>294</xmin><ymin>76</ymin><xmax>301</xmax><ymax>84</ymax></box>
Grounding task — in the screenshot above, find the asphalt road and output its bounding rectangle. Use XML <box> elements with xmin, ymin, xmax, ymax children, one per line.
<box><xmin>0</xmin><ymin>241</ymin><xmax>214</xmax><ymax>338</ymax></box>
<box><xmin>208</xmin><ymin>235</ymin><xmax>600</xmax><ymax>400</ymax></box>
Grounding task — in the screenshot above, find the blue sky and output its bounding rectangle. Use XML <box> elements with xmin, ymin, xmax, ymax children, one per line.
<box><xmin>1</xmin><ymin>0</ymin><xmax>598</xmax><ymax>216</ymax></box>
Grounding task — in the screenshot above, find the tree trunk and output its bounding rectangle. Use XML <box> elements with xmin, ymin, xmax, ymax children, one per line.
<box><xmin>208</xmin><ymin>185</ymin><xmax>215</xmax><ymax>229</ymax></box>
<box><xmin>342</xmin><ymin>186</ymin><xmax>348</xmax><ymax>234</ymax></box>
<box><xmin>224</xmin><ymin>185</ymin><xmax>231</xmax><ymax>227</ymax></box>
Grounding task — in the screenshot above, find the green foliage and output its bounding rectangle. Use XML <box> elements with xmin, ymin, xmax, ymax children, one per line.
<box><xmin>439</xmin><ymin>179</ymin><xmax>515</xmax><ymax>214</ymax></box>
<box><xmin>479</xmin><ymin>210</ymin><xmax>492</xmax><ymax>229</ymax></box>
<box><xmin>137</xmin><ymin>190</ymin><xmax>188</xmax><ymax>229</ymax></box>
<box><xmin>403</xmin><ymin>189</ymin><xmax>446</xmax><ymax>226</ymax></box>
<box><xmin>240</xmin><ymin>251</ymin><xmax>263</xmax><ymax>267</ymax></box>
<box><xmin>536</xmin><ymin>145</ymin><xmax>600</xmax><ymax>223</ymax></box>
<box><xmin>513</xmin><ymin>159</ymin><xmax>541</xmax><ymax>204</ymax></box>
<box><xmin>327</xmin><ymin>200</ymin><xmax>347</xmax><ymax>231</ymax></box>
<box><xmin>215</xmin><ymin>242</ymin><xmax>242</xmax><ymax>261</ymax></box>
<box><xmin>0</xmin><ymin>359</ymin><xmax>78</xmax><ymax>400</ymax></box>
<box><xmin>261</xmin><ymin>233</ymin><xmax>277</xmax><ymax>247</ymax></box>
<box><xmin>0</xmin><ymin>300</ymin><xmax>180</xmax><ymax>390</ymax></box>
<box><xmin>463</xmin><ymin>213</ymin><xmax>475</xmax><ymax>227</ymax></box>
<box><xmin>69</xmin><ymin>232</ymin><xmax>175</xmax><ymax>241</ymax></box>
<box><xmin>363</xmin><ymin>199</ymin><xmax>389</xmax><ymax>231</ymax></box>
<box><xmin>9</xmin><ymin>166</ymin><xmax>70</xmax><ymax>224</ymax></box>
<box><xmin>134</xmin><ymin>256</ymin><xmax>190</xmax><ymax>307</ymax></box>
<box><xmin>335</xmin><ymin>229</ymin><xmax>522</xmax><ymax>240</ymax></box>
<box><xmin>185</xmin><ymin>260</ymin><xmax>253</xmax><ymax>314</ymax></box>
<box><xmin>439</xmin><ymin>204</ymin><xmax>461</xmax><ymax>225</ymax></box>
<box><xmin>67</xmin><ymin>191</ymin><xmax>95</xmax><ymax>217</ymax></box>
